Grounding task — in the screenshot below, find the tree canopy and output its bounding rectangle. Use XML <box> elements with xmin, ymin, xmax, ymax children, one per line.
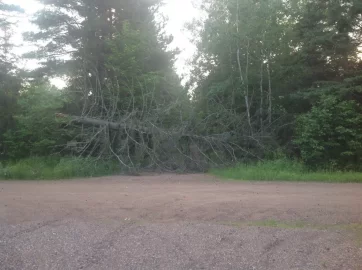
<box><xmin>1</xmin><ymin>0</ymin><xmax>362</xmax><ymax>172</ymax></box>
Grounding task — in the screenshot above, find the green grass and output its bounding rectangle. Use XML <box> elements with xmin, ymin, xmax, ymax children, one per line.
<box><xmin>0</xmin><ymin>156</ymin><xmax>121</xmax><ymax>180</ymax></box>
<box><xmin>211</xmin><ymin>159</ymin><xmax>362</xmax><ymax>183</ymax></box>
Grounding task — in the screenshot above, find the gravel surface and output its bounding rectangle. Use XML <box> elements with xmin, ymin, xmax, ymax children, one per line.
<box><xmin>0</xmin><ymin>174</ymin><xmax>361</xmax><ymax>269</ymax></box>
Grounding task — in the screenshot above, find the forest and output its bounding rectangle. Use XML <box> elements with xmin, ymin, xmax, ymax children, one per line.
<box><xmin>1</xmin><ymin>0</ymin><xmax>362</xmax><ymax>179</ymax></box>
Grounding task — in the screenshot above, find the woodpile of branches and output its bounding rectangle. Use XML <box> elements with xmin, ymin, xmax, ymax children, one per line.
<box><xmin>58</xmin><ymin>76</ymin><xmax>270</xmax><ymax>172</ymax></box>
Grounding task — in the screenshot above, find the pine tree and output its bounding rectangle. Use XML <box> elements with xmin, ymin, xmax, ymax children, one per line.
<box><xmin>23</xmin><ymin>0</ymin><xmax>189</xmax><ymax>168</ymax></box>
<box><xmin>0</xmin><ymin>1</ymin><xmax>23</xmax><ymax>157</ymax></box>
<box><xmin>25</xmin><ymin>0</ymin><xmax>182</xmax><ymax>115</ymax></box>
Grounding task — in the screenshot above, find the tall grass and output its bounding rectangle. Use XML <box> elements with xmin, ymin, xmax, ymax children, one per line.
<box><xmin>0</xmin><ymin>156</ymin><xmax>120</xmax><ymax>180</ymax></box>
<box><xmin>211</xmin><ymin>159</ymin><xmax>362</xmax><ymax>183</ymax></box>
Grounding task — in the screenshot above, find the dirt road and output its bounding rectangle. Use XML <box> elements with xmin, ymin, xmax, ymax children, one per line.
<box><xmin>1</xmin><ymin>174</ymin><xmax>361</xmax><ymax>269</ymax></box>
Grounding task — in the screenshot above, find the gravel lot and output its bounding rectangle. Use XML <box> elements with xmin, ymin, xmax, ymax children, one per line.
<box><xmin>1</xmin><ymin>174</ymin><xmax>361</xmax><ymax>269</ymax></box>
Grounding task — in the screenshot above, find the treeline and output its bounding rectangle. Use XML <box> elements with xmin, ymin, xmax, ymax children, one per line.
<box><xmin>1</xmin><ymin>0</ymin><xmax>362</xmax><ymax>174</ymax></box>
<box><xmin>188</xmin><ymin>0</ymin><xmax>362</xmax><ymax>170</ymax></box>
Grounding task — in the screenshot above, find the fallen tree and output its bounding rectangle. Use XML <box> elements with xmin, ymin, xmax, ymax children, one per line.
<box><xmin>57</xmin><ymin>111</ymin><xmax>265</xmax><ymax>172</ymax></box>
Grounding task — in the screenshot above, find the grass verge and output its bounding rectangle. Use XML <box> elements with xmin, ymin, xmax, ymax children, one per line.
<box><xmin>211</xmin><ymin>159</ymin><xmax>362</xmax><ymax>183</ymax></box>
<box><xmin>0</xmin><ymin>156</ymin><xmax>120</xmax><ymax>180</ymax></box>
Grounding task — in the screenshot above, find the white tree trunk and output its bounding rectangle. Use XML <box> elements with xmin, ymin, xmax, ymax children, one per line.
<box><xmin>236</xmin><ymin>0</ymin><xmax>251</xmax><ymax>128</ymax></box>
<box><xmin>267</xmin><ymin>61</ymin><xmax>272</xmax><ymax>125</ymax></box>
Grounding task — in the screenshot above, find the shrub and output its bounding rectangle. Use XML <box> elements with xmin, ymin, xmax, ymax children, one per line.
<box><xmin>3</xmin><ymin>84</ymin><xmax>72</xmax><ymax>159</ymax></box>
<box><xmin>294</xmin><ymin>96</ymin><xmax>362</xmax><ymax>171</ymax></box>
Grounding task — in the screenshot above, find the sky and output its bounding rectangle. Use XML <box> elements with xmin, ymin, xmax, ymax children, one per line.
<box><xmin>4</xmin><ymin>0</ymin><xmax>199</xmax><ymax>87</ymax></box>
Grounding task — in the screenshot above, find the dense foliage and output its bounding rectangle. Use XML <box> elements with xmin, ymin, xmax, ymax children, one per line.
<box><xmin>0</xmin><ymin>1</ymin><xmax>23</xmax><ymax>158</ymax></box>
<box><xmin>3</xmin><ymin>84</ymin><xmax>71</xmax><ymax>159</ymax></box>
<box><xmin>188</xmin><ymin>0</ymin><xmax>362</xmax><ymax>170</ymax></box>
<box><xmin>1</xmin><ymin>0</ymin><xmax>362</xmax><ymax>177</ymax></box>
<box><xmin>295</xmin><ymin>77</ymin><xmax>362</xmax><ymax>170</ymax></box>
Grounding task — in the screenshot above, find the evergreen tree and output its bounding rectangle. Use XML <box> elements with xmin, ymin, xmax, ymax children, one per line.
<box><xmin>24</xmin><ymin>0</ymin><xmax>182</xmax><ymax>116</ymax></box>
<box><xmin>0</xmin><ymin>1</ymin><xmax>23</xmax><ymax>158</ymax></box>
<box><xmin>23</xmin><ymin>0</ymin><xmax>188</xmax><ymax>169</ymax></box>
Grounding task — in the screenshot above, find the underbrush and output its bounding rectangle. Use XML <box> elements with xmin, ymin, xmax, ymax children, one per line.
<box><xmin>211</xmin><ymin>159</ymin><xmax>362</xmax><ymax>183</ymax></box>
<box><xmin>0</xmin><ymin>157</ymin><xmax>120</xmax><ymax>180</ymax></box>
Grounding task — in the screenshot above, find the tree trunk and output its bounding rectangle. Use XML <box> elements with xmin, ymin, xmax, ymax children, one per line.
<box><xmin>260</xmin><ymin>56</ymin><xmax>264</xmax><ymax>133</ymax></box>
<box><xmin>267</xmin><ymin>61</ymin><xmax>272</xmax><ymax>125</ymax></box>
<box><xmin>236</xmin><ymin>0</ymin><xmax>251</xmax><ymax>129</ymax></box>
